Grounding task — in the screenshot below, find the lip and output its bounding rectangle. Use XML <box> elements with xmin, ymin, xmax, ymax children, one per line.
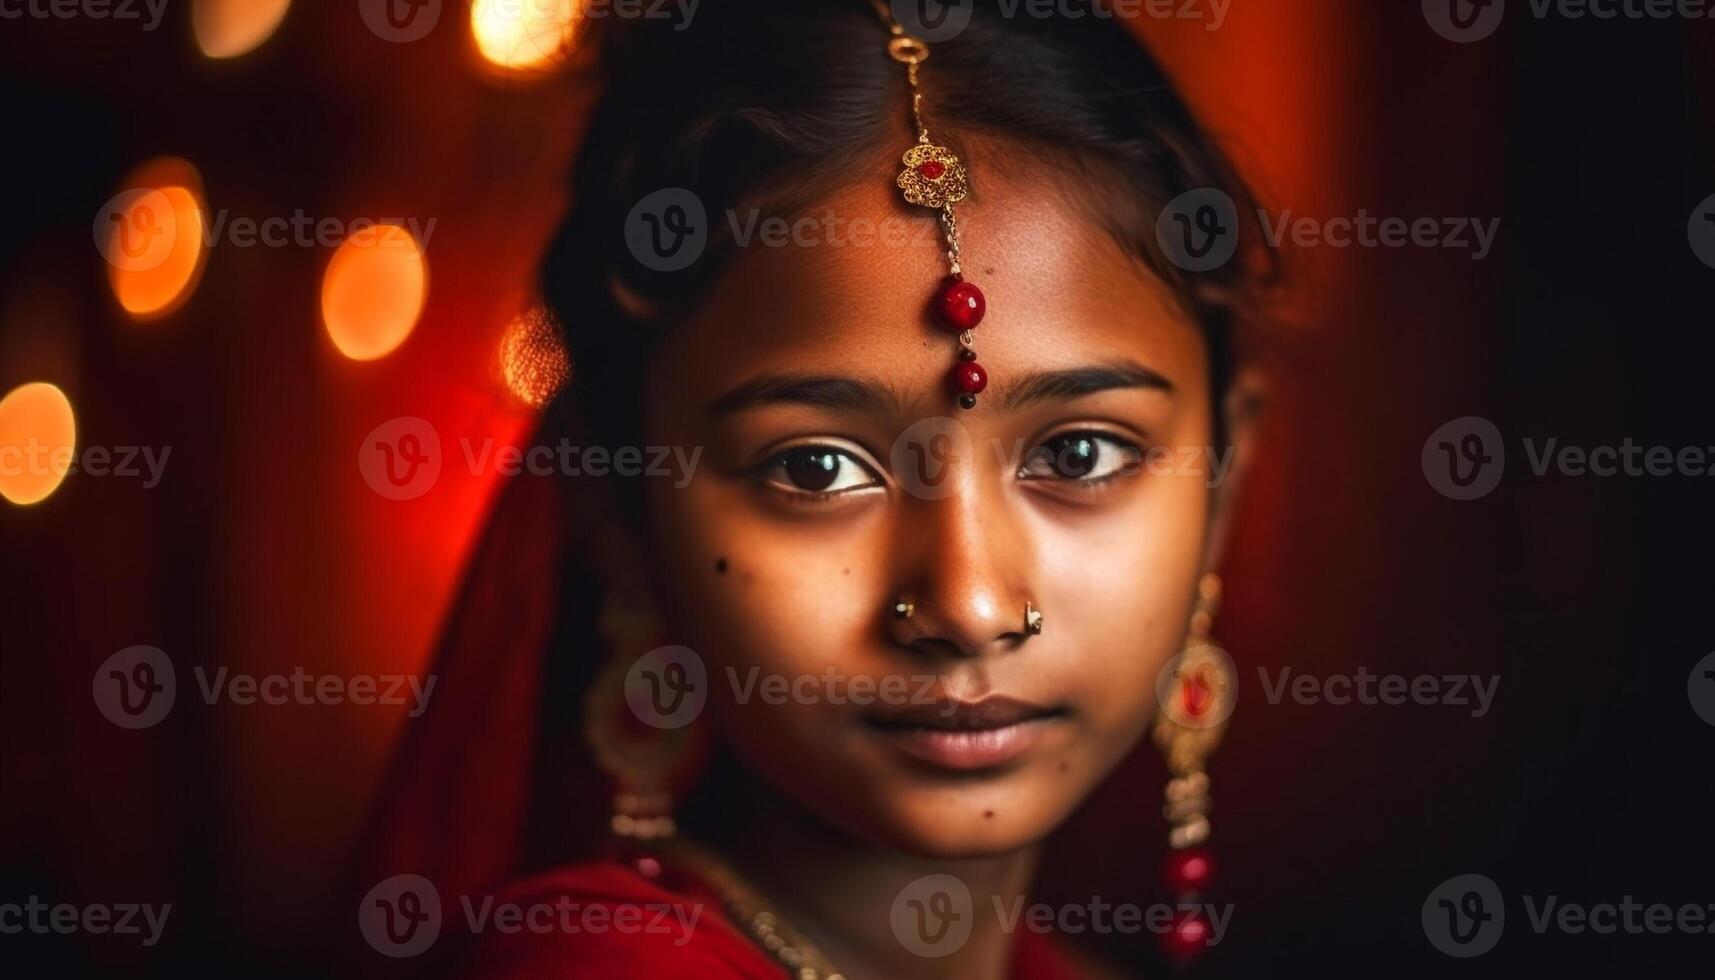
<box><xmin>862</xmin><ymin>696</ymin><xmax>1067</xmax><ymax>772</ymax></box>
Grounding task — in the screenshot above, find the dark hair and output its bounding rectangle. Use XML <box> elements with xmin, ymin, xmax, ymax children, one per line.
<box><xmin>539</xmin><ymin>0</ymin><xmax>1269</xmax><ymax>452</ymax></box>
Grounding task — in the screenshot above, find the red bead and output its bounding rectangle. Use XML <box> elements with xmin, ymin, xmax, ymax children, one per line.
<box><xmin>917</xmin><ymin>160</ymin><xmax>946</xmax><ymax>180</ymax></box>
<box><xmin>934</xmin><ymin>278</ymin><xmax>985</xmax><ymax>332</ymax></box>
<box><xmin>1160</xmin><ymin>909</ymin><xmax>1212</xmax><ymax>962</ymax></box>
<box><xmin>634</xmin><ymin>856</ymin><xmax>662</xmax><ymax>879</ymax></box>
<box><xmin>1164</xmin><ymin>848</ymin><xmax>1214</xmax><ymax>893</ymax></box>
<box><xmin>949</xmin><ymin>361</ymin><xmax>987</xmax><ymax>395</ymax></box>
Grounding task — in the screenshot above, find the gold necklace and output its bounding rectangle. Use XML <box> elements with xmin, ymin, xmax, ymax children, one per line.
<box><xmin>659</xmin><ymin>838</ymin><xmax>847</xmax><ymax>980</ymax></box>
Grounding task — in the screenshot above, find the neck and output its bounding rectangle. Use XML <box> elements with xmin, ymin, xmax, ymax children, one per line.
<box><xmin>683</xmin><ymin>753</ymin><xmax>1040</xmax><ymax>980</ymax></box>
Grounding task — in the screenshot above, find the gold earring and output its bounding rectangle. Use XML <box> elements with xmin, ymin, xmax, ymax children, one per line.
<box><xmin>1025</xmin><ymin>601</ymin><xmax>1044</xmax><ymax>635</ymax></box>
<box><xmin>892</xmin><ymin>597</ymin><xmax>915</xmax><ymax>620</ymax></box>
<box><xmin>1151</xmin><ymin>571</ymin><xmax>1234</xmax><ymax>963</ymax></box>
<box><xmin>584</xmin><ymin>596</ymin><xmax>687</xmax><ymax>843</ymax></box>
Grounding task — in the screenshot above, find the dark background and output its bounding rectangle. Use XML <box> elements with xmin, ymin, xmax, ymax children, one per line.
<box><xmin>1</xmin><ymin>2</ymin><xmax>1710</xmax><ymax>977</ymax></box>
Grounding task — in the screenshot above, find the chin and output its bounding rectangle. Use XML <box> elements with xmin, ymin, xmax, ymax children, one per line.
<box><xmin>858</xmin><ymin>776</ymin><xmax>1078</xmax><ymax>860</ymax></box>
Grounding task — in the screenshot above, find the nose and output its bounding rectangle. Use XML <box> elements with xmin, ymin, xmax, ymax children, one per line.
<box><xmin>887</xmin><ymin>481</ymin><xmax>1035</xmax><ymax>659</ymax></box>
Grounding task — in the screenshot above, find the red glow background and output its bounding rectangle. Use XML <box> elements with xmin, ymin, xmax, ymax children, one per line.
<box><xmin>2</xmin><ymin>3</ymin><xmax>1711</xmax><ymax>977</ymax></box>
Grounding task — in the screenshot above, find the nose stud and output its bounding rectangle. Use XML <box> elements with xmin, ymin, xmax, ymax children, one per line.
<box><xmin>892</xmin><ymin>597</ymin><xmax>915</xmax><ymax>620</ymax></box>
<box><xmin>1025</xmin><ymin>602</ymin><xmax>1044</xmax><ymax>635</ymax></box>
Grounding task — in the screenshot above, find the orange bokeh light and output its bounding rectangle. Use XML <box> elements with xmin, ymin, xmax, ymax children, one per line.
<box><xmin>320</xmin><ymin>223</ymin><xmax>428</xmax><ymax>362</ymax></box>
<box><xmin>471</xmin><ymin>0</ymin><xmax>580</xmax><ymax>70</ymax></box>
<box><xmin>194</xmin><ymin>0</ymin><xmax>291</xmax><ymax>59</ymax></box>
<box><xmin>102</xmin><ymin>157</ymin><xmax>208</xmax><ymax>320</ymax></box>
<box><xmin>0</xmin><ymin>382</ymin><xmax>77</xmax><ymax>506</ymax></box>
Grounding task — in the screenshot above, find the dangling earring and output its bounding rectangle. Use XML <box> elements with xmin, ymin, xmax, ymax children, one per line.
<box><xmin>583</xmin><ymin>595</ymin><xmax>691</xmax><ymax>847</ymax></box>
<box><xmin>1151</xmin><ymin>572</ymin><xmax>1236</xmax><ymax>965</ymax></box>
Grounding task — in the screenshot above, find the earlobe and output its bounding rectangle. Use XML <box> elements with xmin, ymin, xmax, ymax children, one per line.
<box><xmin>1201</xmin><ymin>366</ymin><xmax>1267</xmax><ymax>573</ymax></box>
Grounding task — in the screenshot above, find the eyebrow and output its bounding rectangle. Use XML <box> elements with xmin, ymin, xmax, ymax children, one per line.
<box><xmin>998</xmin><ymin>362</ymin><xmax>1174</xmax><ymax>410</ymax></box>
<box><xmin>709</xmin><ymin>374</ymin><xmax>897</xmax><ymax>416</ymax></box>
<box><xmin>707</xmin><ymin>361</ymin><xmax>1172</xmax><ymax>416</ymax></box>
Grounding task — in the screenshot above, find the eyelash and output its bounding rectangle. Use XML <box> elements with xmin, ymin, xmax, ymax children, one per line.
<box><xmin>751</xmin><ymin>430</ymin><xmax>1146</xmax><ymax>499</ymax></box>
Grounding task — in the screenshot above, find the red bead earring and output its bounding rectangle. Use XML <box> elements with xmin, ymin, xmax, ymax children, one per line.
<box><xmin>874</xmin><ymin>4</ymin><xmax>989</xmax><ymax>410</ymax></box>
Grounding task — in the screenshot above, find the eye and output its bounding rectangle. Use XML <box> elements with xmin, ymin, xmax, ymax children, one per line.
<box><xmin>755</xmin><ymin>444</ymin><xmax>883</xmax><ymax>496</ymax></box>
<box><xmin>1018</xmin><ymin>431</ymin><xmax>1142</xmax><ymax>484</ymax></box>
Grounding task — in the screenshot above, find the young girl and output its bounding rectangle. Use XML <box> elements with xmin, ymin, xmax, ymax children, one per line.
<box><xmin>365</xmin><ymin>2</ymin><xmax>1268</xmax><ymax>976</ymax></box>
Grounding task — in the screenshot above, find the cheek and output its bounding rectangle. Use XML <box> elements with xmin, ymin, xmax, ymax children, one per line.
<box><xmin>644</xmin><ymin>478</ymin><xmax>888</xmax><ymax>708</ymax></box>
<box><xmin>1039</xmin><ymin>475</ymin><xmax>1210</xmax><ymax>744</ymax></box>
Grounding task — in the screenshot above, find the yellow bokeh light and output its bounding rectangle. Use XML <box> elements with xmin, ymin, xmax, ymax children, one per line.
<box><xmin>194</xmin><ymin>0</ymin><xmax>291</xmax><ymax>59</ymax></box>
<box><xmin>0</xmin><ymin>382</ymin><xmax>77</xmax><ymax>506</ymax></box>
<box><xmin>500</xmin><ymin>304</ymin><xmax>571</xmax><ymax>407</ymax></box>
<box><xmin>472</xmin><ymin>0</ymin><xmax>580</xmax><ymax>70</ymax></box>
<box><xmin>102</xmin><ymin>157</ymin><xmax>208</xmax><ymax>320</ymax></box>
<box><xmin>321</xmin><ymin>223</ymin><xmax>428</xmax><ymax>362</ymax></box>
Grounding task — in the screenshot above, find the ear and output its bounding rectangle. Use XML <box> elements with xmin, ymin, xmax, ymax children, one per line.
<box><xmin>1201</xmin><ymin>365</ymin><xmax>1266</xmax><ymax>573</ymax></box>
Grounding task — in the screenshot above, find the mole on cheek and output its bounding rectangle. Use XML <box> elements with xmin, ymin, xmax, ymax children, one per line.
<box><xmin>983</xmin><ymin>810</ymin><xmax>995</xmax><ymax>819</ymax></box>
<box><xmin>715</xmin><ymin>558</ymin><xmax>728</xmax><ymax>575</ymax></box>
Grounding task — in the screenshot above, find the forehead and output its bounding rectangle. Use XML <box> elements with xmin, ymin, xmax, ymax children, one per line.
<box><xmin>648</xmin><ymin>159</ymin><xmax>1209</xmax><ymax>413</ymax></box>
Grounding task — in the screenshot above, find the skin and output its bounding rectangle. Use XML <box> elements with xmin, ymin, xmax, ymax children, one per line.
<box><xmin>608</xmin><ymin>142</ymin><xmax>1254</xmax><ymax>978</ymax></box>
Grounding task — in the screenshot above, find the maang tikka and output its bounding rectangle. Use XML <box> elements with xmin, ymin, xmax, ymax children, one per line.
<box><xmin>869</xmin><ymin>2</ymin><xmax>990</xmax><ymax>409</ymax></box>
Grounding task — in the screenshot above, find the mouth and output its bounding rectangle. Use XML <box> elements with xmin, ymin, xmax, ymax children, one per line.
<box><xmin>861</xmin><ymin>696</ymin><xmax>1069</xmax><ymax>772</ymax></box>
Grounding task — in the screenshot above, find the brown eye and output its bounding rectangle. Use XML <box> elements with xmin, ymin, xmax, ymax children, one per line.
<box><xmin>758</xmin><ymin>444</ymin><xmax>883</xmax><ymax>496</ymax></box>
<box><xmin>1019</xmin><ymin>432</ymin><xmax>1140</xmax><ymax>483</ymax></box>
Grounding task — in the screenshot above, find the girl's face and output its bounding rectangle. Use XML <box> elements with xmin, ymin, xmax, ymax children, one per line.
<box><xmin>637</xmin><ymin>160</ymin><xmax>1228</xmax><ymax>859</ymax></box>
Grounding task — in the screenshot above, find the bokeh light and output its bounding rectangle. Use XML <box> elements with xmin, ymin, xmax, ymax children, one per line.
<box><xmin>102</xmin><ymin>157</ymin><xmax>208</xmax><ymax>320</ymax></box>
<box><xmin>320</xmin><ymin>223</ymin><xmax>428</xmax><ymax>361</ymax></box>
<box><xmin>471</xmin><ymin>0</ymin><xmax>580</xmax><ymax>71</ymax></box>
<box><xmin>194</xmin><ymin>0</ymin><xmax>291</xmax><ymax>59</ymax></box>
<box><xmin>500</xmin><ymin>304</ymin><xmax>571</xmax><ymax>407</ymax></box>
<box><xmin>0</xmin><ymin>382</ymin><xmax>76</xmax><ymax>506</ymax></box>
